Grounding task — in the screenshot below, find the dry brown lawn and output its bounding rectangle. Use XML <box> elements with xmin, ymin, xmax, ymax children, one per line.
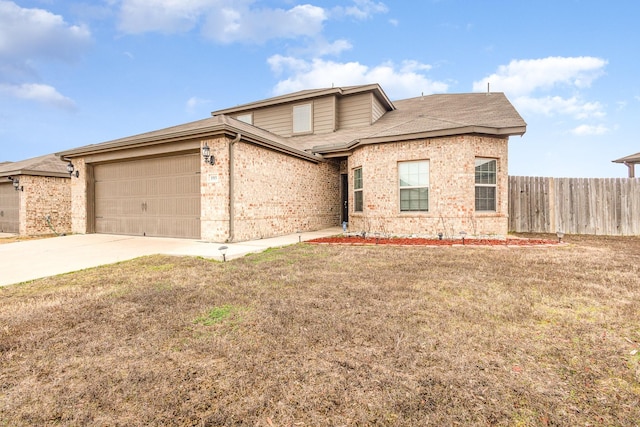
<box><xmin>1</xmin><ymin>234</ymin><xmax>639</xmax><ymax>426</ymax></box>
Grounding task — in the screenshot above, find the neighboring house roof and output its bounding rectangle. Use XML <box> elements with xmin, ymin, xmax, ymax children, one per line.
<box><xmin>0</xmin><ymin>153</ymin><xmax>70</xmax><ymax>178</ymax></box>
<box><xmin>612</xmin><ymin>152</ymin><xmax>640</xmax><ymax>164</ymax></box>
<box><xmin>298</xmin><ymin>92</ymin><xmax>526</xmax><ymax>155</ymax></box>
<box><xmin>212</xmin><ymin>83</ymin><xmax>395</xmax><ymax>116</ymax></box>
<box><xmin>56</xmin><ymin>115</ymin><xmax>323</xmax><ymax>163</ymax></box>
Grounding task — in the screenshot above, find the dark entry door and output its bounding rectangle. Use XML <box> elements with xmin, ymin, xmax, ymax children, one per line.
<box><xmin>341</xmin><ymin>174</ymin><xmax>348</xmax><ymax>223</ymax></box>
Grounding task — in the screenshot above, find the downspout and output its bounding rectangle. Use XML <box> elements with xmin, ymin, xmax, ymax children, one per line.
<box><xmin>227</xmin><ymin>133</ymin><xmax>241</xmax><ymax>242</ymax></box>
<box><xmin>624</xmin><ymin>161</ymin><xmax>635</xmax><ymax>178</ymax></box>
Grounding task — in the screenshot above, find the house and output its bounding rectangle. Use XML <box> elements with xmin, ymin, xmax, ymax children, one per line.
<box><xmin>612</xmin><ymin>152</ymin><xmax>640</xmax><ymax>177</ymax></box>
<box><xmin>0</xmin><ymin>154</ymin><xmax>71</xmax><ymax>235</ymax></box>
<box><xmin>56</xmin><ymin>84</ymin><xmax>526</xmax><ymax>242</ymax></box>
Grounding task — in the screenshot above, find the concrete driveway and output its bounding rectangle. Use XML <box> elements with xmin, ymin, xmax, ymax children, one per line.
<box><xmin>0</xmin><ymin>228</ymin><xmax>341</xmax><ymax>287</ymax></box>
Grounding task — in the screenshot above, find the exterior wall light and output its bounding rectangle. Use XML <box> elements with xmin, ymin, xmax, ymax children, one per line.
<box><xmin>67</xmin><ymin>161</ymin><xmax>79</xmax><ymax>178</ymax></box>
<box><xmin>7</xmin><ymin>177</ymin><xmax>22</xmax><ymax>191</ymax></box>
<box><xmin>202</xmin><ymin>144</ymin><xmax>215</xmax><ymax>165</ymax></box>
<box><xmin>218</xmin><ymin>245</ymin><xmax>228</xmax><ymax>262</ymax></box>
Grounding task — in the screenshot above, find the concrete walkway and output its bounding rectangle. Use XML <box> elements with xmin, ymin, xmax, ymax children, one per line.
<box><xmin>0</xmin><ymin>228</ymin><xmax>342</xmax><ymax>287</ymax></box>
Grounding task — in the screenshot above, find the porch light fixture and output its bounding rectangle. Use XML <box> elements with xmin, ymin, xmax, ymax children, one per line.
<box><xmin>202</xmin><ymin>144</ymin><xmax>215</xmax><ymax>165</ymax></box>
<box><xmin>8</xmin><ymin>177</ymin><xmax>22</xmax><ymax>191</ymax></box>
<box><xmin>218</xmin><ymin>245</ymin><xmax>228</xmax><ymax>262</ymax></box>
<box><xmin>556</xmin><ymin>231</ymin><xmax>564</xmax><ymax>243</ymax></box>
<box><xmin>67</xmin><ymin>161</ymin><xmax>79</xmax><ymax>178</ymax></box>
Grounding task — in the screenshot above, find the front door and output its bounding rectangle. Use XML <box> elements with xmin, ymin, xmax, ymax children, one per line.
<box><xmin>341</xmin><ymin>174</ymin><xmax>348</xmax><ymax>223</ymax></box>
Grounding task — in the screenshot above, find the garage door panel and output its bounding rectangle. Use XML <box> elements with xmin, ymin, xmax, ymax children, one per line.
<box><xmin>0</xmin><ymin>182</ymin><xmax>19</xmax><ymax>233</ymax></box>
<box><xmin>94</xmin><ymin>153</ymin><xmax>200</xmax><ymax>239</ymax></box>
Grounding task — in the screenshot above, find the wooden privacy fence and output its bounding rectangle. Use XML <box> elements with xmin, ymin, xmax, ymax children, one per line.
<box><xmin>508</xmin><ymin>176</ymin><xmax>640</xmax><ymax>235</ymax></box>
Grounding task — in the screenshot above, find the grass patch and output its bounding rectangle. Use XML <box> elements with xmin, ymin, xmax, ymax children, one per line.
<box><xmin>194</xmin><ymin>304</ymin><xmax>237</xmax><ymax>326</ymax></box>
<box><xmin>0</xmin><ymin>234</ymin><xmax>639</xmax><ymax>425</ymax></box>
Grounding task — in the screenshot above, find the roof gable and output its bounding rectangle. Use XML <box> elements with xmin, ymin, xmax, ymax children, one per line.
<box><xmin>211</xmin><ymin>83</ymin><xmax>394</xmax><ymax>117</ymax></box>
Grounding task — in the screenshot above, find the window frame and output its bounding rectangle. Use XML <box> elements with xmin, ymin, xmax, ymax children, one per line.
<box><xmin>475</xmin><ymin>158</ymin><xmax>497</xmax><ymax>212</ymax></box>
<box><xmin>292</xmin><ymin>103</ymin><xmax>313</xmax><ymax>134</ymax></box>
<box><xmin>353</xmin><ymin>167</ymin><xmax>363</xmax><ymax>212</ymax></box>
<box><xmin>398</xmin><ymin>160</ymin><xmax>430</xmax><ymax>212</ymax></box>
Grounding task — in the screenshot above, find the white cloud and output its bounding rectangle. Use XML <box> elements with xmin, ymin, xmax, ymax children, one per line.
<box><xmin>312</xmin><ymin>39</ymin><xmax>353</xmax><ymax>56</ymax></box>
<box><xmin>268</xmin><ymin>56</ymin><xmax>448</xmax><ymax>99</ymax></box>
<box><xmin>0</xmin><ymin>1</ymin><xmax>88</xmax><ymax>109</ymax></box>
<box><xmin>571</xmin><ymin>124</ymin><xmax>609</xmax><ymax>136</ymax></box>
<box><xmin>203</xmin><ymin>3</ymin><xmax>327</xmax><ymax>43</ymax></box>
<box><xmin>332</xmin><ymin>0</ymin><xmax>388</xmax><ymax>20</ymax></box>
<box><xmin>118</xmin><ymin>0</ymin><xmax>212</xmax><ymax>34</ymax></box>
<box><xmin>473</xmin><ymin>56</ymin><xmax>608</xmax><ymax>121</ymax></box>
<box><xmin>516</xmin><ymin>96</ymin><xmax>605</xmax><ymax>120</ymax></box>
<box><xmin>473</xmin><ymin>56</ymin><xmax>607</xmax><ymax>97</ymax></box>
<box><xmin>0</xmin><ymin>0</ymin><xmax>92</xmax><ymax>62</ymax></box>
<box><xmin>185</xmin><ymin>96</ymin><xmax>211</xmax><ymax>113</ymax></box>
<box><xmin>0</xmin><ymin>83</ymin><xmax>76</xmax><ymax>110</ymax></box>
<box><xmin>117</xmin><ymin>0</ymin><xmax>328</xmax><ymax>43</ymax></box>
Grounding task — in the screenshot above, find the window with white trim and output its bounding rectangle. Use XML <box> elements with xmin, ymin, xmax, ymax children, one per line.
<box><xmin>293</xmin><ymin>103</ymin><xmax>312</xmax><ymax>134</ymax></box>
<box><xmin>354</xmin><ymin>167</ymin><xmax>363</xmax><ymax>212</ymax></box>
<box><xmin>399</xmin><ymin>160</ymin><xmax>429</xmax><ymax>211</ymax></box>
<box><xmin>475</xmin><ymin>158</ymin><xmax>497</xmax><ymax>211</ymax></box>
<box><xmin>236</xmin><ymin>113</ymin><xmax>252</xmax><ymax>125</ymax></box>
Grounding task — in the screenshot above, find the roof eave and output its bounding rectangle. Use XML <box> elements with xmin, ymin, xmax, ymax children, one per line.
<box><xmin>312</xmin><ymin>125</ymin><xmax>527</xmax><ymax>155</ymax></box>
<box><xmin>56</xmin><ymin>125</ymin><xmax>231</xmax><ymax>159</ymax></box>
<box><xmin>56</xmin><ymin>123</ymin><xmax>322</xmax><ymax>164</ymax></box>
<box><xmin>0</xmin><ymin>169</ymin><xmax>69</xmax><ymax>179</ymax></box>
<box><xmin>612</xmin><ymin>153</ymin><xmax>640</xmax><ymax>164</ymax></box>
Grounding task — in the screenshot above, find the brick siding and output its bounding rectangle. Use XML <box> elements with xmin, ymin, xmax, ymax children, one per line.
<box><xmin>346</xmin><ymin>135</ymin><xmax>509</xmax><ymax>237</ymax></box>
<box><xmin>18</xmin><ymin>175</ymin><xmax>71</xmax><ymax>235</ymax></box>
<box><xmin>201</xmin><ymin>136</ymin><xmax>341</xmax><ymax>242</ymax></box>
<box><xmin>69</xmin><ymin>158</ymin><xmax>88</xmax><ymax>234</ymax></box>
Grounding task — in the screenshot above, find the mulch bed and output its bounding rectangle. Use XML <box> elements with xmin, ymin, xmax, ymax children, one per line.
<box><xmin>308</xmin><ymin>236</ymin><xmax>560</xmax><ymax>246</ymax></box>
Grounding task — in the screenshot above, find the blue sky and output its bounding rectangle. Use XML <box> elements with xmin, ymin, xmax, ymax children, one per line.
<box><xmin>1</xmin><ymin>0</ymin><xmax>638</xmax><ymax>177</ymax></box>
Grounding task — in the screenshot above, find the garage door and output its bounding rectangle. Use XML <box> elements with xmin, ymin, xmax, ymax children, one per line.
<box><xmin>0</xmin><ymin>182</ymin><xmax>19</xmax><ymax>233</ymax></box>
<box><xmin>94</xmin><ymin>153</ymin><xmax>201</xmax><ymax>239</ymax></box>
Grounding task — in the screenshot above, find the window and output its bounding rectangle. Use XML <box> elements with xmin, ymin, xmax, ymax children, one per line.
<box><xmin>399</xmin><ymin>161</ymin><xmax>429</xmax><ymax>211</ymax></box>
<box><xmin>236</xmin><ymin>113</ymin><xmax>252</xmax><ymax>125</ymax></box>
<box><xmin>293</xmin><ymin>103</ymin><xmax>312</xmax><ymax>134</ymax></box>
<box><xmin>354</xmin><ymin>167</ymin><xmax>363</xmax><ymax>212</ymax></box>
<box><xmin>475</xmin><ymin>158</ymin><xmax>497</xmax><ymax>211</ymax></box>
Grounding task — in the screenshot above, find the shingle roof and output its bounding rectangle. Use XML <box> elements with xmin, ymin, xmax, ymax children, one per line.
<box><xmin>290</xmin><ymin>92</ymin><xmax>526</xmax><ymax>153</ymax></box>
<box><xmin>56</xmin><ymin>87</ymin><xmax>526</xmax><ymax>161</ymax></box>
<box><xmin>56</xmin><ymin>115</ymin><xmax>321</xmax><ymax>163</ymax></box>
<box><xmin>0</xmin><ymin>153</ymin><xmax>69</xmax><ymax>178</ymax></box>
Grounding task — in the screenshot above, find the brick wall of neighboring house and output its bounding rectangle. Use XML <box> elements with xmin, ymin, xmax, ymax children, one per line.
<box><xmin>347</xmin><ymin>135</ymin><xmax>510</xmax><ymax>237</ymax></box>
<box><xmin>201</xmin><ymin>136</ymin><xmax>342</xmax><ymax>242</ymax></box>
<box><xmin>18</xmin><ymin>175</ymin><xmax>71</xmax><ymax>235</ymax></box>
